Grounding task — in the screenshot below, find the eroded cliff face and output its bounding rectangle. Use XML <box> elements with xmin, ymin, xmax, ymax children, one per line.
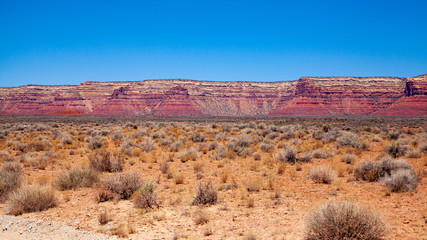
<box><xmin>0</xmin><ymin>75</ymin><xmax>426</xmax><ymax>116</ymax></box>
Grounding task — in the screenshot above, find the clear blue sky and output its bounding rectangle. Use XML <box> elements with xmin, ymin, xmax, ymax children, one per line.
<box><xmin>1</xmin><ymin>0</ymin><xmax>426</xmax><ymax>87</ymax></box>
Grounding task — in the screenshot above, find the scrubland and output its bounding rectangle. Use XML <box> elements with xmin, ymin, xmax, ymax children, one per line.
<box><xmin>0</xmin><ymin>116</ymin><xmax>425</xmax><ymax>239</ymax></box>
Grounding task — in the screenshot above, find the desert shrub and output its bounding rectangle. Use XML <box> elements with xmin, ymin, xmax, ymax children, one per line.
<box><xmin>191</xmin><ymin>133</ymin><xmax>205</xmax><ymax>143</ymax></box>
<box><xmin>169</xmin><ymin>141</ymin><xmax>182</xmax><ymax>152</ymax></box>
<box><xmin>211</xmin><ymin>145</ymin><xmax>225</xmax><ymax>160</ymax></box>
<box><xmin>380</xmin><ymin>169</ymin><xmax>418</xmax><ymax>192</ymax></box>
<box><xmin>7</xmin><ymin>185</ymin><xmax>58</xmax><ymax>215</ymax></box>
<box><xmin>419</xmin><ymin>143</ymin><xmax>427</xmax><ymax>153</ymax></box>
<box><xmin>337</xmin><ymin>132</ymin><xmax>360</xmax><ymax>148</ymax></box>
<box><xmin>388</xmin><ymin>131</ymin><xmax>400</xmax><ymax>140</ymax></box>
<box><xmin>309</xmin><ymin>166</ymin><xmax>336</xmax><ymax>184</ymax></box>
<box><xmin>134</xmin><ymin>182</ymin><xmax>158</xmax><ymax>209</ymax></box>
<box><xmin>341</xmin><ymin>154</ymin><xmax>356</xmax><ymax>164</ymax></box>
<box><xmin>266</xmin><ymin>132</ymin><xmax>278</xmax><ymax>140</ymax></box>
<box><xmin>191</xmin><ymin>181</ymin><xmax>218</xmax><ymax>205</ymax></box>
<box><xmin>312</xmin><ymin>149</ymin><xmax>329</xmax><ymax>159</ymax></box>
<box><xmin>178</xmin><ymin>147</ymin><xmax>199</xmax><ymax>162</ymax></box>
<box><xmin>54</xmin><ymin>168</ymin><xmax>99</xmax><ymax>190</ymax></box>
<box><xmin>406</xmin><ymin>150</ymin><xmax>421</xmax><ymax>158</ymax></box>
<box><xmin>280</xmin><ymin>131</ymin><xmax>295</xmax><ymax>140</ymax></box>
<box><xmin>236</xmin><ymin>134</ymin><xmax>252</xmax><ymax>147</ymax></box>
<box><xmin>26</xmin><ymin>140</ymin><xmax>51</xmax><ymax>152</ymax></box>
<box><xmin>194</xmin><ymin>208</ymin><xmax>210</xmax><ymax>225</ymax></box>
<box><xmin>102</xmin><ymin>172</ymin><xmax>141</xmax><ymax>200</ymax></box>
<box><xmin>159</xmin><ymin>161</ymin><xmax>170</xmax><ymax>174</ymax></box>
<box><xmin>276</xmin><ymin>148</ymin><xmax>297</xmax><ymax>164</ymax></box>
<box><xmin>354</xmin><ymin>157</ymin><xmax>413</xmax><ymax>182</ymax></box>
<box><xmin>141</xmin><ymin>137</ymin><xmax>155</xmax><ymax>152</ymax></box>
<box><xmin>260</xmin><ymin>142</ymin><xmax>274</xmax><ymax>152</ymax></box>
<box><xmin>207</xmin><ymin>142</ymin><xmax>218</xmax><ymax>151</ymax></box>
<box><xmin>305</xmin><ymin>200</ymin><xmax>385</xmax><ymax>240</ymax></box>
<box><xmin>87</xmin><ymin>137</ymin><xmax>103</xmax><ymax>150</ymax></box>
<box><xmin>89</xmin><ymin>151</ymin><xmax>123</xmax><ymax>172</ymax></box>
<box><xmin>384</xmin><ymin>142</ymin><xmax>408</xmax><ymax>158</ymax></box>
<box><xmin>0</xmin><ymin>162</ymin><xmax>23</xmax><ymax>201</ymax></box>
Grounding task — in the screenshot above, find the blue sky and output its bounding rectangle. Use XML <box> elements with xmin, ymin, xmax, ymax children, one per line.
<box><xmin>0</xmin><ymin>0</ymin><xmax>426</xmax><ymax>87</ymax></box>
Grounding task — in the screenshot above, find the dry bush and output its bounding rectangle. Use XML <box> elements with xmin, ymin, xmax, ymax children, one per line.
<box><xmin>312</xmin><ymin>149</ymin><xmax>329</xmax><ymax>159</ymax></box>
<box><xmin>7</xmin><ymin>185</ymin><xmax>58</xmax><ymax>215</ymax></box>
<box><xmin>178</xmin><ymin>147</ymin><xmax>199</xmax><ymax>162</ymax></box>
<box><xmin>337</xmin><ymin>132</ymin><xmax>360</xmax><ymax>148</ymax></box>
<box><xmin>0</xmin><ymin>162</ymin><xmax>23</xmax><ymax>201</ymax></box>
<box><xmin>102</xmin><ymin>172</ymin><xmax>141</xmax><ymax>200</ymax></box>
<box><xmin>380</xmin><ymin>169</ymin><xmax>419</xmax><ymax>192</ymax></box>
<box><xmin>96</xmin><ymin>189</ymin><xmax>115</xmax><ymax>203</ymax></box>
<box><xmin>141</xmin><ymin>137</ymin><xmax>155</xmax><ymax>152</ymax></box>
<box><xmin>194</xmin><ymin>208</ymin><xmax>210</xmax><ymax>225</ymax></box>
<box><xmin>354</xmin><ymin>157</ymin><xmax>413</xmax><ymax>182</ymax></box>
<box><xmin>305</xmin><ymin>200</ymin><xmax>385</xmax><ymax>240</ymax></box>
<box><xmin>236</xmin><ymin>134</ymin><xmax>252</xmax><ymax>147</ymax></box>
<box><xmin>159</xmin><ymin>161</ymin><xmax>170</xmax><ymax>174</ymax></box>
<box><xmin>134</xmin><ymin>182</ymin><xmax>159</xmax><ymax>209</ymax></box>
<box><xmin>246</xmin><ymin>178</ymin><xmax>263</xmax><ymax>192</ymax></box>
<box><xmin>170</xmin><ymin>141</ymin><xmax>182</xmax><ymax>152</ymax></box>
<box><xmin>406</xmin><ymin>149</ymin><xmax>421</xmax><ymax>158</ymax></box>
<box><xmin>309</xmin><ymin>166</ymin><xmax>336</xmax><ymax>184</ymax></box>
<box><xmin>98</xmin><ymin>207</ymin><xmax>111</xmax><ymax>225</ymax></box>
<box><xmin>260</xmin><ymin>142</ymin><xmax>274</xmax><ymax>152</ymax></box>
<box><xmin>211</xmin><ymin>145</ymin><xmax>225</xmax><ymax>160</ymax></box>
<box><xmin>276</xmin><ymin>148</ymin><xmax>297</xmax><ymax>164</ymax></box>
<box><xmin>87</xmin><ymin>137</ymin><xmax>103</xmax><ymax>150</ymax></box>
<box><xmin>54</xmin><ymin>168</ymin><xmax>99</xmax><ymax>190</ymax></box>
<box><xmin>191</xmin><ymin>132</ymin><xmax>205</xmax><ymax>143</ymax></box>
<box><xmin>191</xmin><ymin>181</ymin><xmax>218</xmax><ymax>205</ymax></box>
<box><xmin>341</xmin><ymin>154</ymin><xmax>356</xmax><ymax>164</ymax></box>
<box><xmin>89</xmin><ymin>151</ymin><xmax>123</xmax><ymax>172</ymax></box>
<box><xmin>384</xmin><ymin>142</ymin><xmax>408</xmax><ymax>158</ymax></box>
<box><xmin>174</xmin><ymin>173</ymin><xmax>185</xmax><ymax>184</ymax></box>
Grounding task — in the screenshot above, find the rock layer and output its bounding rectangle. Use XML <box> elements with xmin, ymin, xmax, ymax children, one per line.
<box><xmin>0</xmin><ymin>75</ymin><xmax>426</xmax><ymax>116</ymax></box>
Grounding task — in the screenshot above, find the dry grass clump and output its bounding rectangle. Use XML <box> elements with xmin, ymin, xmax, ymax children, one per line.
<box><xmin>89</xmin><ymin>151</ymin><xmax>123</xmax><ymax>172</ymax></box>
<box><xmin>0</xmin><ymin>162</ymin><xmax>23</xmax><ymax>201</ymax></box>
<box><xmin>7</xmin><ymin>184</ymin><xmax>58</xmax><ymax>215</ymax></box>
<box><xmin>98</xmin><ymin>207</ymin><xmax>111</xmax><ymax>225</ymax></box>
<box><xmin>194</xmin><ymin>208</ymin><xmax>210</xmax><ymax>225</ymax></box>
<box><xmin>305</xmin><ymin>200</ymin><xmax>385</xmax><ymax>240</ymax></box>
<box><xmin>159</xmin><ymin>161</ymin><xmax>170</xmax><ymax>174</ymax></box>
<box><xmin>178</xmin><ymin>147</ymin><xmax>199</xmax><ymax>162</ymax></box>
<box><xmin>309</xmin><ymin>166</ymin><xmax>336</xmax><ymax>184</ymax></box>
<box><xmin>191</xmin><ymin>181</ymin><xmax>218</xmax><ymax>205</ymax></box>
<box><xmin>134</xmin><ymin>182</ymin><xmax>159</xmax><ymax>209</ymax></box>
<box><xmin>102</xmin><ymin>172</ymin><xmax>141</xmax><ymax>200</ymax></box>
<box><xmin>54</xmin><ymin>168</ymin><xmax>99</xmax><ymax>190</ymax></box>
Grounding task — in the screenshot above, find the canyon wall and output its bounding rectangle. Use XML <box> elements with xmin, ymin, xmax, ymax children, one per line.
<box><xmin>0</xmin><ymin>75</ymin><xmax>426</xmax><ymax>116</ymax></box>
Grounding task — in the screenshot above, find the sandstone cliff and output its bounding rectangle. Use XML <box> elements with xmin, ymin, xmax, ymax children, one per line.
<box><xmin>0</xmin><ymin>75</ymin><xmax>426</xmax><ymax>116</ymax></box>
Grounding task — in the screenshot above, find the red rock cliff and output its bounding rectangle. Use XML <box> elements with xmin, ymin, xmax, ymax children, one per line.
<box><xmin>0</xmin><ymin>75</ymin><xmax>426</xmax><ymax>116</ymax></box>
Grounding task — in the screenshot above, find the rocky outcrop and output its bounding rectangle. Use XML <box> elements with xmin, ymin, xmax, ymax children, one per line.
<box><xmin>0</xmin><ymin>75</ymin><xmax>426</xmax><ymax>116</ymax></box>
